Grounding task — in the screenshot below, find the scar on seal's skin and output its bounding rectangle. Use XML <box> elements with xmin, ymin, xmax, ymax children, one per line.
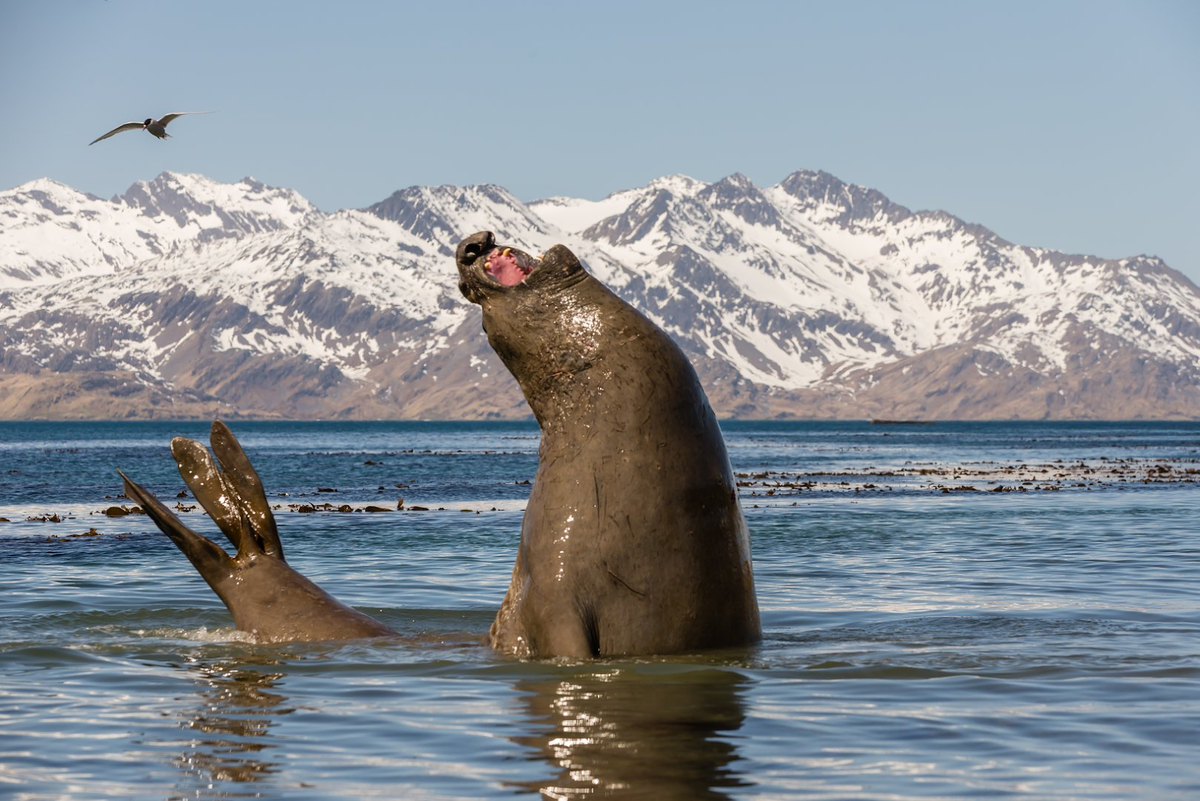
<box><xmin>606</xmin><ymin>566</ymin><xmax>646</xmax><ymax>598</ymax></box>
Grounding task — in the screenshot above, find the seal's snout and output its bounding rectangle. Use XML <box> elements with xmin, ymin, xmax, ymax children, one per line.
<box><xmin>457</xmin><ymin>231</ymin><xmax>495</xmax><ymax>268</ymax></box>
<box><xmin>457</xmin><ymin>231</ymin><xmax>497</xmax><ymax>303</ymax></box>
<box><xmin>456</xmin><ymin>231</ymin><xmax>541</xmax><ymax>294</ymax></box>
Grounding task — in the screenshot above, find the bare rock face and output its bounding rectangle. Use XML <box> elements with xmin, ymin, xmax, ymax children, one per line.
<box><xmin>1</xmin><ymin>170</ymin><xmax>1198</xmax><ymax>420</ymax></box>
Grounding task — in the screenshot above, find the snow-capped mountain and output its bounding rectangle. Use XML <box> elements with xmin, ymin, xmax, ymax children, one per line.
<box><xmin>0</xmin><ymin>173</ymin><xmax>314</xmax><ymax>288</ymax></box>
<box><xmin>1</xmin><ymin>170</ymin><xmax>1197</xmax><ymax>420</ymax></box>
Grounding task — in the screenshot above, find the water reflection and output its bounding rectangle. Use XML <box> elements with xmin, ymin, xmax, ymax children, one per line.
<box><xmin>511</xmin><ymin>663</ymin><xmax>752</xmax><ymax>799</ymax></box>
<box><xmin>171</xmin><ymin>659</ymin><xmax>294</xmax><ymax>797</ymax></box>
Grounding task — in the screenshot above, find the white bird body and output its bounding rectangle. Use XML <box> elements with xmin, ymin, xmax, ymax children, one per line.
<box><xmin>89</xmin><ymin>111</ymin><xmax>212</xmax><ymax>145</ymax></box>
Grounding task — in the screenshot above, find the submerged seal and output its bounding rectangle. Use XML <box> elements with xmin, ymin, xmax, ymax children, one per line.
<box><xmin>456</xmin><ymin>231</ymin><xmax>761</xmax><ymax>658</ymax></box>
<box><xmin>119</xmin><ymin>422</ymin><xmax>394</xmax><ymax>643</ymax></box>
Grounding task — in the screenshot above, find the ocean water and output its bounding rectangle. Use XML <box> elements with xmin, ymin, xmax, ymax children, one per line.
<box><xmin>1</xmin><ymin>420</ymin><xmax>1198</xmax><ymax>799</ymax></box>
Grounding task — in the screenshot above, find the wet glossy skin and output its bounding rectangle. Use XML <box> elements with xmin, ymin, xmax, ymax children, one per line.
<box><xmin>457</xmin><ymin>231</ymin><xmax>761</xmax><ymax>658</ymax></box>
<box><xmin>119</xmin><ymin>422</ymin><xmax>395</xmax><ymax>643</ymax></box>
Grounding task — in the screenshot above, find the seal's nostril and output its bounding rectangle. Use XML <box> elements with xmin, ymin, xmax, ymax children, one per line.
<box><xmin>457</xmin><ymin>231</ymin><xmax>495</xmax><ymax>266</ymax></box>
<box><xmin>462</xmin><ymin>243</ymin><xmax>484</xmax><ymax>265</ymax></box>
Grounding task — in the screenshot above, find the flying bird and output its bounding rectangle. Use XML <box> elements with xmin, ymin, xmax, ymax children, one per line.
<box><xmin>88</xmin><ymin>111</ymin><xmax>212</xmax><ymax>146</ymax></box>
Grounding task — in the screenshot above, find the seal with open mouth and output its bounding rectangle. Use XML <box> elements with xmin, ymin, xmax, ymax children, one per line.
<box><xmin>457</xmin><ymin>231</ymin><xmax>761</xmax><ymax>658</ymax></box>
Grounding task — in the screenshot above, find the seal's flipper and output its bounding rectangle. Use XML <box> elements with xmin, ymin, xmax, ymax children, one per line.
<box><xmin>170</xmin><ymin>436</ymin><xmax>259</xmax><ymax>558</ymax></box>
<box><xmin>209</xmin><ymin>421</ymin><xmax>283</xmax><ymax>559</ymax></box>
<box><xmin>118</xmin><ymin>424</ymin><xmax>397</xmax><ymax>643</ymax></box>
<box><xmin>117</xmin><ymin>469</ymin><xmax>234</xmax><ymax>580</ymax></box>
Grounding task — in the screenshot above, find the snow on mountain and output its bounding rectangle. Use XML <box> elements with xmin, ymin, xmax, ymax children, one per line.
<box><xmin>0</xmin><ymin>183</ymin><xmax>488</xmax><ymax>418</ymax></box>
<box><xmin>13</xmin><ymin>212</ymin><xmax>453</xmax><ymax>373</ymax></box>
<box><xmin>367</xmin><ymin>183</ymin><xmax>552</xmax><ymax>258</ymax></box>
<box><xmin>119</xmin><ymin>171</ymin><xmax>315</xmax><ymax>239</ymax></box>
<box><xmin>1</xmin><ymin>169</ymin><xmax>1198</xmax><ymax>420</ymax></box>
<box><xmin>0</xmin><ymin>172</ymin><xmax>315</xmax><ymax>289</ymax></box>
<box><xmin>532</xmin><ymin>175</ymin><xmax>708</xmax><ymax>234</ymax></box>
<box><xmin>768</xmin><ymin>171</ymin><xmax>1200</xmax><ymax>375</ymax></box>
<box><xmin>537</xmin><ymin>172</ymin><xmax>910</xmax><ymax>387</ymax></box>
<box><xmin>536</xmin><ymin>169</ymin><xmax>1200</xmax><ymax>396</ymax></box>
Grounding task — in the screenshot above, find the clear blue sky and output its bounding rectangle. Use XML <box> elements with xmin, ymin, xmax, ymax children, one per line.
<box><xmin>3</xmin><ymin>1</ymin><xmax>1197</xmax><ymax>282</ymax></box>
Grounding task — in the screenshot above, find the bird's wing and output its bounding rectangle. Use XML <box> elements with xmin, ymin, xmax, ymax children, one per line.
<box><xmin>88</xmin><ymin>122</ymin><xmax>143</xmax><ymax>146</ymax></box>
<box><xmin>158</xmin><ymin>111</ymin><xmax>213</xmax><ymax>127</ymax></box>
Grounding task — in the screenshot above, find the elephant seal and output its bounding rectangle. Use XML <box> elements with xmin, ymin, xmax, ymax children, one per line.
<box><xmin>456</xmin><ymin>231</ymin><xmax>761</xmax><ymax>658</ymax></box>
<box><xmin>118</xmin><ymin>421</ymin><xmax>394</xmax><ymax>643</ymax></box>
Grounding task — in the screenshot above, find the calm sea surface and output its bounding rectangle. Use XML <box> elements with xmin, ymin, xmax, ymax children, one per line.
<box><xmin>1</xmin><ymin>420</ymin><xmax>1198</xmax><ymax>799</ymax></box>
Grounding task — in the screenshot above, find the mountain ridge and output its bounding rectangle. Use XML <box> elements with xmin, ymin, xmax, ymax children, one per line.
<box><xmin>1</xmin><ymin>169</ymin><xmax>1197</xmax><ymax>420</ymax></box>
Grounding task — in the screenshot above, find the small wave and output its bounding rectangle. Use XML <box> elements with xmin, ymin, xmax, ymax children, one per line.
<box><xmin>129</xmin><ymin>624</ymin><xmax>257</xmax><ymax>644</ymax></box>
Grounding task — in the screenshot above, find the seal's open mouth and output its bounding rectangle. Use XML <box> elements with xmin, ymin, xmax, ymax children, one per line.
<box><xmin>484</xmin><ymin>247</ymin><xmax>538</xmax><ymax>286</ymax></box>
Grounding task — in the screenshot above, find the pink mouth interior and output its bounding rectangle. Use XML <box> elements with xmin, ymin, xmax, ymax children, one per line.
<box><xmin>484</xmin><ymin>247</ymin><xmax>534</xmax><ymax>286</ymax></box>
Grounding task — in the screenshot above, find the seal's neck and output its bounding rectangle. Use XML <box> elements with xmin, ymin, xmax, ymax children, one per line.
<box><xmin>482</xmin><ymin>276</ymin><xmax>690</xmax><ymax>438</ymax></box>
<box><xmin>478</xmin><ymin>276</ymin><xmax>621</xmax><ymax>430</ymax></box>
